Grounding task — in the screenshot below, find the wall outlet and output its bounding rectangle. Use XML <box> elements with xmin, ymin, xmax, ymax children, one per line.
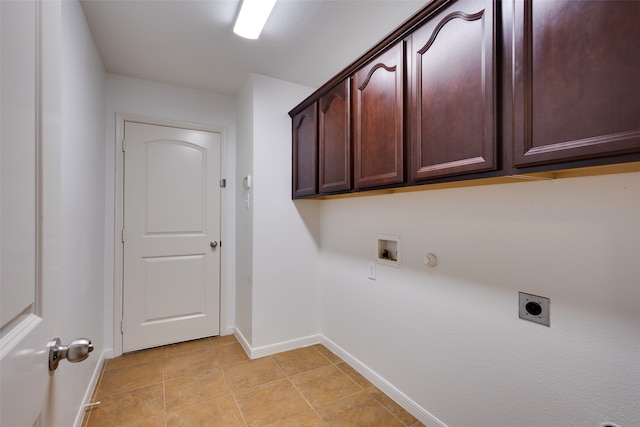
<box><xmin>519</xmin><ymin>292</ymin><xmax>550</xmax><ymax>326</ymax></box>
<box><xmin>368</xmin><ymin>261</ymin><xmax>376</xmax><ymax>280</ymax></box>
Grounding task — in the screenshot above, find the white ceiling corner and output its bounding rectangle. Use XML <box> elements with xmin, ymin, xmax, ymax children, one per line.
<box><xmin>80</xmin><ymin>0</ymin><xmax>428</xmax><ymax>96</ymax></box>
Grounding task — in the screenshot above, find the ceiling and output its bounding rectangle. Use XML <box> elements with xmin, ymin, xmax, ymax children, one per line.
<box><xmin>80</xmin><ymin>0</ymin><xmax>428</xmax><ymax>96</ymax></box>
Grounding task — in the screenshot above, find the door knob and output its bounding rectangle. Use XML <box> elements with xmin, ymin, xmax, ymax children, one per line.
<box><xmin>49</xmin><ymin>337</ymin><xmax>94</xmax><ymax>371</ymax></box>
<box><xmin>210</xmin><ymin>241</ymin><xmax>218</xmax><ymax>248</ymax></box>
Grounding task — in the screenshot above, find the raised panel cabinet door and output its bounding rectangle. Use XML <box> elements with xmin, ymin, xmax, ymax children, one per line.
<box><xmin>411</xmin><ymin>0</ymin><xmax>496</xmax><ymax>181</ymax></box>
<box><xmin>353</xmin><ymin>42</ymin><xmax>405</xmax><ymax>189</ymax></box>
<box><xmin>511</xmin><ymin>0</ymin><xmax>640</xmax><ymax>167</ymax></box>
<box><xmin>292</xmin><ymin>103</ymin><xmax>318</xmax><ymax>198</ymax></box>
<box><xmin>319</xmin><ymin>78</ymin><xmax>351</xmax><ymax>194</ymax></box>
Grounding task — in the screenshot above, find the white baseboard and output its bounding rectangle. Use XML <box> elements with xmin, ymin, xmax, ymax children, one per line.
<box><xmin>73</xmin><ymin>347</ymin><xmax>112</xmax><ymax>427</ymax></box>
<box><xmin>320</xmin><ymin>337</ymin><xmax>448</xmax><ymax>427</ymax></box>
<box><xmin>234</xmin><ymin>327</ymin><xmax>252</xmax><ymax>357</ymax></box>
<box><xmin>233</xmin><ymin>328</ymin><xmax>322</xmax><ymax>359</ymax></box>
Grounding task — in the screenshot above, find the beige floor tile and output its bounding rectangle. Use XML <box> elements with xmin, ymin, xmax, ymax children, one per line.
<box><xmin>335</xmin><ymin>362</ymin><xmax>374</xmax><ymax>389</ymax></box>
<box><xmin>85</xmin><ymin>383</ymin><xmax>165</xmax><ymax>427</ymax></box>
<box><xmin>223</xmin><ymin>357</ymin><xmax>285</xmax><ymax>392</ymax></box>
<box><xmin>164</xmin><ymin>347</ymin><xmax>220</xmax><ymax>380</ymax></box>
<box><xmin>166</xmin><ymin>394</ymin><xmax>245</xmax><ymax>427</ymax></box>
<box><xmin>235</xmin><ymin>378</ymin><xmax>311</xmax><ymax>427</ymax></box>
<box><xmin>164</xmin><ymin>368</ymin><xmax>232</xmax><ymax>412</ymax></box>
<box><xmin>85</xmin><ymin>338</ymin><xmax>423</xmax><ymax>427</ymax></box>
<box><xmin>368</xmin><ymin>388</ymin><xmax>419</xmax><ymax>426</ymax></box>
<box><xmin>290</xmin><ymin>364</ymin><xmax>362</xmax><ymax>406</ymax></box>
<box><xmin>271</xmin><ymin>346</ymin><xmax>332</xmax><ymax>376</ymax></box>
<box><xmin>216</xmin><ymin>342</ymin><xmax>250</xmax><ymax>367</ymax></box>
<box><xmin>104</xmin><ymin>347</ymin><xmax>163</xmax><ymax>371</ymax></box>
<box><xmin>96</xmin><ymin>358</ymin><xmax>163</xmax><ymax>398</ymax></box>
<box><xmin>315</xmin><ymin>390</ymin><xmax>405</xmax><ymax>427</ymax></box>
<box><xmin>312</xmin><ymin>344</ymin><xmax>343</xmax><ymax>364</ymax></box>
<box><xmin>262</xmin><ymin>409</ymin><xmax>326</xmax><ymax>427</ymax></box>
<box><xmin>210</xmin><ymin>334</ymin><xmax>239</xmax><ymax>347</ymax></box>
<box><xmin>162</xmin><ymin>337</ymin><xmax>214</xmax><ymax>357</ymax></box>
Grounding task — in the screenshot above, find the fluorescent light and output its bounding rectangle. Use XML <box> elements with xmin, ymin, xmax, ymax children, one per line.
<box><xmin>233</xmin><ymin>0</ymin><xmax>277</xmax><ymax>40</ymax></box>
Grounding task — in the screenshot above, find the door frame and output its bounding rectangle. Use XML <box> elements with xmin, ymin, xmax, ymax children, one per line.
<box><xmin>113</xmin><ymin>113</ymin><xmax>228</xmax><ymax>357</ymax></box>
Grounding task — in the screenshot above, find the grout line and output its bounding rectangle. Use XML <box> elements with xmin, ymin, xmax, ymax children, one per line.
<box><xmin>374</xmin><ymin>394</ymin><xmax>413</xmax><ymax>427</ymax></box>
<box><xmin>278</xmin><ymin>356</ymin><xmax>329</xmax><ymax>427</ymax></box>
<box><xmin>306</xmin><ymin>345</ymin><xmax>416</xmax><ymax>426</ymax></box>
<box><xmin>221</xmin><ymin>362</ymin><xmax>250</xmax><ymax>427</ymax></box>
<box><xmin>288</xmin><ymin>379</ymin><xmax>329</xmax><ymax>426</ymax></box>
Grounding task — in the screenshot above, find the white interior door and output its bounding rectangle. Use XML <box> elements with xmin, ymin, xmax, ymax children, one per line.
<box><xmin>1</xmin><ymin>1</ymin><xmax>59</xmax><ymax>425</ymax></box>
<box><xmin>122</xmin><ymin>122</ymin><xmax>221</xmax><ymax>353</ymax></box>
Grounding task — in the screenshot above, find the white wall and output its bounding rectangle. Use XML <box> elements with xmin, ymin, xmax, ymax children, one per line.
<box><xmin>104</xmin><ymin>74</ymin><xmax>238</xmax><ymax>350</ymax></box>
<box><xmin>235</xmin><ymin>74</ymin><xmax>321</xmax><ymax>350</ymax></box>
<box><xmin>251</xmin><ymin>75</ymin><xmax>321</xmax><ymax>348</ymax></box>
<box><xmin>320</xmin><ymin>172</ymin><xmax>640</xmax><ymax>427</ymax></box>
<box><xmin>235</xmin><ymin>77</ymin><xmax>254</xmax><ymax>343</ymax></box>
<box><xmin>59</xmin><ymin>1</ymin><xmax>106</xmax><ymax>425</ymax></box>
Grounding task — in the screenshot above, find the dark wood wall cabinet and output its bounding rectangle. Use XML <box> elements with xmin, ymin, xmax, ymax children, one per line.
<box><xmin>319</xmin><ymin>79</ymin><xmax>351</xmax><ymax>193</ymax></box>
<box><xmin>507</xmin><ymin>0</ymin><xmax>640</xmax><ymax>169</ymax></box>
<box><xmin>289</xmin><ymin>0</ymin><xmax>640</xmax><ymax>199</ymax></box>
<box><xmin>410</xmin><ymin>0</ymin><xmax>496</xmax><ymax>181</ymax></box>
<box><xmin>353</xmin><ymin>42</ymin><xmax>405</xmax><ymax>189</ymax></box>
<box><xmin>292</xmin><ymin>103</ymin><xmax>317</xmax><ymax>198</ymax></box>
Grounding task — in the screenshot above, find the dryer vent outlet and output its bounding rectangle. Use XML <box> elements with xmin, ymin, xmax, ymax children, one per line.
<box><xmin>518</xmin><ymin>292</ymin><xmax>550</xmax><ymax>326</ymax></box>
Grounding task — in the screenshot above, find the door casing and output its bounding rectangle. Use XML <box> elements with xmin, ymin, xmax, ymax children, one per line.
<box><xmin>113</xmin><ymin>113</ymin><xmax>228</xmax><ymax>357</ymax></box>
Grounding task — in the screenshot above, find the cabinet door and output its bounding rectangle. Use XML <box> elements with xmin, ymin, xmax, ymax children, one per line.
<box><xmin>292</xmin><ymin>103</ymin><xmax>318</xmax><ymax>198</ymax></box>
<box><xmin>353</xmin><ymin>42</ymin><xmax>405</xmax><ymax>189</ymax></box>
<box><xmin>410</xmin><ymin>0</ymin><xmax>496</xmax><ymax>181</ymax></box>
<box><xmin>319</xmin><ymin>79</ymin><xmax>351</xmax><ymax>193</ymax></box>
<box><xmin>511</xmin><ymin>0</ymin><xmax>640</xmax><ymax>167</ymax></box>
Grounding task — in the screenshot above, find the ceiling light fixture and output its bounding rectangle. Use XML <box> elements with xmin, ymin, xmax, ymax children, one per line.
<box><xmin>233</xmin><ymin>0</ymin><xmax>277</xmax><ymax>40</ymax></box>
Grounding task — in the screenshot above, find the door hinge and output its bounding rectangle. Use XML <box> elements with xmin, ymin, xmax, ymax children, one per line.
<box><xmin>120</xmin><ymin>319</ymin><xmax>125</xmax><ymax>334</ymax></box>
<box><xmin>220</xmin><ymin>179</ymin><xmax>226</xmax><ymax>188</ymax></box>
<box><xmin>121</xmin><ymin>228</ymin><xmax>125</xmax><ymax>243</ymax></box>
<box><xmin>122</xmin><ymin>140</ymin><xmax>126</xmax><ymax>152</ymax></box>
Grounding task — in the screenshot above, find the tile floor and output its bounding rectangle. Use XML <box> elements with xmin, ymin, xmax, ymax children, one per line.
<box><xmin>82</xmin><ymin>335</ymin><xmax>426</xmax><ymax>427</ymax></box>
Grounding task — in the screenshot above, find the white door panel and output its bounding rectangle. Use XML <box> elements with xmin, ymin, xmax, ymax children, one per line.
<box><xmin>146</xmin><ymin>142</ymin><xmax>205</xmax><ymax>232</ymax></box>
<box><xmin>144</xmin><ymin>255</ymin><xmax>206</xmax><ymax>319</ymax></box>
<box><xmin>1</xmin><ymin>0</ymin><xmax>38</xmax><ymax>327</ymax></box>
<box><xmin>1</xmin><ymin>1</ymin><xmax>59</xmax><ymax>425</ymax></box>
<box><xmin>122</xmin><ymin>122</ymin><xmax>221</xmax><ymax>352</ymax></box>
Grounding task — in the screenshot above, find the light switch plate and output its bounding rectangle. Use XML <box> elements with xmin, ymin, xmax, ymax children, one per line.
<box><xmin>519</xmin><ymin>292</ymin><xmax>550</xmax><ymax>326</ymax></box>
<box><xmin>368</xmin><ymin>261</ymin><xmax>376</xmax><ymax>280</ymax></box>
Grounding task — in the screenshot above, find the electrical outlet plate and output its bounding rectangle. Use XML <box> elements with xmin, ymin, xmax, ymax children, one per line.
<box><xmin>519</xmin><ymin>292</ymin><xmax>550</xmax><ymax>326</ymax></box>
